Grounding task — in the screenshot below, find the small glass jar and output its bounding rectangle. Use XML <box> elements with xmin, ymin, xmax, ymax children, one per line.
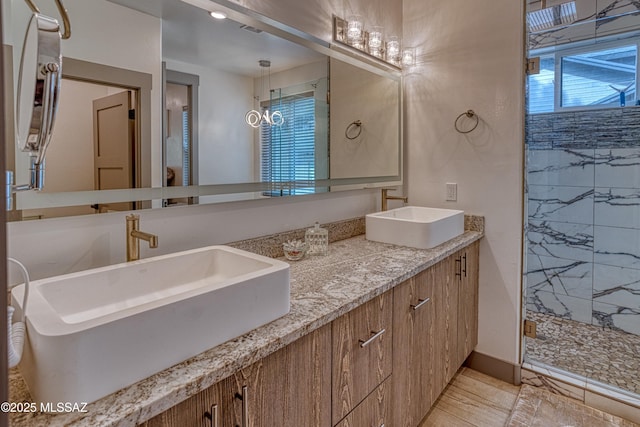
<box><xmin>283</xmin><ymin>240</ymin><xmax>307</xmax><ymax>261</ymax></box>
<box><xmin>305</xmin><ymin>222</ymin><xmax>328</xmax><ymax>256</ymax></box>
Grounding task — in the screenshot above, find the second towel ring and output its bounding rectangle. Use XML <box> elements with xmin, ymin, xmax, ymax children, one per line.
<box><xmin>345</xmin><ymin>120</ymin><xmax>362</xmax><ymax>140</ymax></box>
<box><xmin>454</xmin><ymin>110</ymin><xmax>479</xmax><ymax>134</ymax></box>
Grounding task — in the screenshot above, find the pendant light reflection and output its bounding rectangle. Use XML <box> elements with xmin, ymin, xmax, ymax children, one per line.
<box><xmin>245</xmin><ymin>60</ymin><xmax>284</xmax><ymax>128</ymax></box>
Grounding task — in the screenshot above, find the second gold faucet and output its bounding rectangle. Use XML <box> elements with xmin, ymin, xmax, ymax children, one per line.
<box><xmin>126</xmin><ymin>214</ymin><xmax>158</xmax><ymax>262</ymax></box>
<box><xmin>381</xmin><ymin>188</ymin><xmax>408</xmax><ymax>211</ymax></box>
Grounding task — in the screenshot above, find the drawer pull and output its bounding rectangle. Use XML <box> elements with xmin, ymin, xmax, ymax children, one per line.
<box><xmin>462</xmin><ymin>253</ymin><xmax>467</xmax><ymax>278</ymax></box>
<box><xmin>241</xmin><ymin>385</ymin><xmax>249</xmax><ymax>427</ymax></box>
<box><xmin>234</xmin><ymin>386</ymin><xmax>249</xmax><ymax>427</ymax></box>
<box><xmin>410</xmin><ymin>297</ymin><xmax>431</xmax><ymax>311</ymax></box>
<box><xmin>204</xmin><ymin>404</ymin><xmax>218</xmax><ymax>427</ymax></box>
<box><xmin>359</xmin><ymin>329</ymin><xmax>386</xmax><ymax>348</ymax></box>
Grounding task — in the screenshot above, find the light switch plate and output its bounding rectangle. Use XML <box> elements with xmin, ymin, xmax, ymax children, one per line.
<box><xmin>446</xmin><ymin>183</ymin><xmax>457</xmax><ymax>201</ymax></box>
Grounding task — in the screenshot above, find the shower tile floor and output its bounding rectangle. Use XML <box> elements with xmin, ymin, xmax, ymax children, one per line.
<box><xmin>525</xmin><ymin>310</ymin><xmax>640</xmax><ymax>395</ymax></box>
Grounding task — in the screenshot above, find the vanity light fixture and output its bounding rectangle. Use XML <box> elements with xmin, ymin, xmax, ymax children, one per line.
<box><xmin>346</xmin><ymin>14</ymin><xmax>364</xmax><ymax>47</ymax></box>
<box><xmin>333</xmin><ymin>15</ymin><xmax>401</xmax><ymax>69</ymax></box>
<box><xmin>245</xmin><ymin>60</ymin><xmax>284</xmax><ymax>128</ymax></box>
<box><xmin>402</xmin><ymin>47</ymin><xmax>416</xmax><ymax>67</ymax></box>
<box><xmin>209</xmin><ymin>11</ymin><xmax>227</xmax><ymax>20</ymax></box>
<box><xmin>368</xmin><ymin>26</ymin><xmax>384</xmax><ymax>58</ymax></box>
<box><xmin>386</xmin><ymin>36</ymin><xmax>401</xmax><ymax>65</ymax></box>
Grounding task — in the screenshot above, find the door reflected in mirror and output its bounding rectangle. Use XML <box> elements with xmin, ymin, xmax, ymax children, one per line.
<box><xmin>20</xmin><ymin>78</ymin><xmax>139</xmax><ymax>219</ymax></box>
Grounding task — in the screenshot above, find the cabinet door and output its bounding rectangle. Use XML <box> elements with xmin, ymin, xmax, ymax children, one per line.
<box><xmin>432</xmin><ymin>254</ymin><xmax>459</xmax><ymax>393</ymax></box>
<box><xmin>392</xmin><ymin>272</ymin><xmax>437</xmax><ymax>427</ymax></box>
<box><xmin>332</xmin><ymin>291</ymin><xmax>393</xmax><ymax>425</ymax></box>
<box><xmin>232</xmin><ymin>324</ymin><xmax>332</xmax><ymax>427</ymax></box>
<box><xmin>457</xmin><ymin>241</ymin><xmax>480</xmax><ymax>367</ymax></box>
<box><xmin>139</xmin><ymin>376</ymin><xmax>234</xmax><ymax>427</ymax></box>
<box><xmin>334</xmin><ymin>377</ymin><xmax>390</xmax><ymax>427</ymax></box>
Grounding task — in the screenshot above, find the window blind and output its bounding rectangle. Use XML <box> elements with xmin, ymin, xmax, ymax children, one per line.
<box><xmin>260</xmin><ymin>92</ymin><xmax>316</xmax><ymax>196</ymax></box>
<box><xmin>181</xmin><ymin>106</ymin><xmax>190</xmax><ymax>186</ymax></box>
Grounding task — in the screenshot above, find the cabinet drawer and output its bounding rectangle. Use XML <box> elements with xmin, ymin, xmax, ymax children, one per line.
<box><xmin>332</xmin><ymin>290</ymin><xmax>393</xmax><ymax>425</ymax></box>
<box><xmin>334</xmin><ymin>376</ymin><xmax>390</xmax><ymax>427</ymax></box>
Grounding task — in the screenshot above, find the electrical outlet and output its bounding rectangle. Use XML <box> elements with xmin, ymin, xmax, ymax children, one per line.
<box><xmin>446</xmin><ymin>183</ymin><xmax>457</xmax><ymax>201</ymax></box>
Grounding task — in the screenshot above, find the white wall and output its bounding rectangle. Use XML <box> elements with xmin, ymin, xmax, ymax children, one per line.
<box><xmin>403</xmin><ymin>0</ymin><xmax>525</xmax><ymax>365</ymax></box>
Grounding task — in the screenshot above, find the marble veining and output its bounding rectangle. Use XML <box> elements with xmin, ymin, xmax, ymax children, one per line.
<box><xmin>526</xmin><ymin>145</ymin><xmax>640</xmax><ymax>337</ymax></box>
<box><xmin>9</xmin><ymin>220</ymin><xmax>483</xmax><ymax>426</ymax></box>
<box><xmin>528</xmin><ymin>185</ymin><xmax>594</xmax><ymax>224</ymax></box>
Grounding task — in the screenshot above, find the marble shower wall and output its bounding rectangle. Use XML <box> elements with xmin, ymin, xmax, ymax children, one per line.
<box><xmin>526</xmin><ymin>107</ymin><xmax>640</xmax><ymax>335</ymax></box>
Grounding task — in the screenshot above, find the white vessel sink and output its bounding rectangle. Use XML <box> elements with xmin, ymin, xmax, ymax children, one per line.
<box><xmin>11</xmin><ymin>246</ymin><xmax>290</xmax><ymax>405</ymax></box>
<box><xmin>366</xmin><ymin>206</ymin><xmax>464</xmax><ymax>249</ymax></box>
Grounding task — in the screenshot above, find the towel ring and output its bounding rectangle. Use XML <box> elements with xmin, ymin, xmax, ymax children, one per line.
<box><xmin>454</xmin><ymin>110</ymin><xmax>479</xmax><ymax>134</ymax></box>
<box><xmin>345</xmin><ymin>120</ymin><xmax>362</xmax><ymax>140</ymax></box>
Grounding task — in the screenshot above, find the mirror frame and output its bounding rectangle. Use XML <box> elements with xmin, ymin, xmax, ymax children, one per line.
<box><xmin>10</xmin><ymin>0</ymin><xmax>403</xmax><ymax>214</ymax></box>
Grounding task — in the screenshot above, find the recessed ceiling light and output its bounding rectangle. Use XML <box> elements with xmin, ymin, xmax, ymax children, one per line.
<box><xmin>209</xmin><ymin>11</ymin><xmax>227</xmax><ymax>20</ymax></box>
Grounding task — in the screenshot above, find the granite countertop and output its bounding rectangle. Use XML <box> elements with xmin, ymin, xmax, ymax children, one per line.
<box><xmin>9</xmin><ymin>229</ymin><xmax>483</xmax><ymax>426</ymax></box>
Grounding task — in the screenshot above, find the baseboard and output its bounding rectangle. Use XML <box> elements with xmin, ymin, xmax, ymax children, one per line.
<box><xmin>464</xmin><ymin>351</ymin><xmax>521</xmax><ymax>385</ymax></box>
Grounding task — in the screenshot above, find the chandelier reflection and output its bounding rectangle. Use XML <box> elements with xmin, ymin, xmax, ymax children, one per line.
<box><xmin>245</xmin><ymin>109</ymin><xmax>284</xmax><ymax>128</ymax></box>
<box><xmin>245</xmin><ymin>60</ymin><xmax>284</xmax><ymax>128</ymax></box>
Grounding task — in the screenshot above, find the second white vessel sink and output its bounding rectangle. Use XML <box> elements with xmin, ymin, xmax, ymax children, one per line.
<box><xmin>11</xmin><ymin>245</ymin><xmax>290</xmax><ymax>406</ymax></box>
<box><xmin>366</xmin><ymin>206</ymin><xmax>464</xmax><ymax>249</ymax></box>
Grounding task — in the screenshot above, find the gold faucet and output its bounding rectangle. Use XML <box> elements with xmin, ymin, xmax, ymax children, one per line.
<box><xmin>381</xmin><ymin>188</ymin><xmax>408</xmax><ymax>211</ymax></box>
<box><xmin>126</xmin><ymin>214</ymin><xmax>158</xmax><ymax>262</ymax></box>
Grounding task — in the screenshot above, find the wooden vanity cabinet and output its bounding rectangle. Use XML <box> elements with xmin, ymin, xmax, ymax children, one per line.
<box><xmin>331</xmin><ymin>291</ymin><xmax>393</xmax><ymax>426</ymax></box>
<box><xmin>140</xmin><ymin>324</ymin><xmax>331</xmax><ymax>427</ymax></box>
<box><xmin>392</xmin><ymin>243</ymin><xmax>479</xmax><ymax>427</ymax></box>
<box><xmin>391</xmin><ymin>256</ymin><xmax>458</xmax><ymax>427</ymax></box>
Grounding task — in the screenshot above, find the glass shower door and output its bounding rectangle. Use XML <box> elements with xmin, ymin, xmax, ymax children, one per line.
<box><xmin>524</xmin><ymin>0</ymin><xmax>640</xmax><ymax>399</ymax></box>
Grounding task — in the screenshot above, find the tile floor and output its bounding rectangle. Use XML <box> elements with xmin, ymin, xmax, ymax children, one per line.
<box><xmin>421</xmin><ymin>368</ymin><xmax>639</xmax><ymax>427</ymax></box>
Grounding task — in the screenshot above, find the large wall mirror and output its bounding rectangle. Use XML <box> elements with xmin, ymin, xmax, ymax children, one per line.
<box><xmin>4</xmin><ymin>0</ymin><xmax>402</xmax><ymax>221</ymax></box>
